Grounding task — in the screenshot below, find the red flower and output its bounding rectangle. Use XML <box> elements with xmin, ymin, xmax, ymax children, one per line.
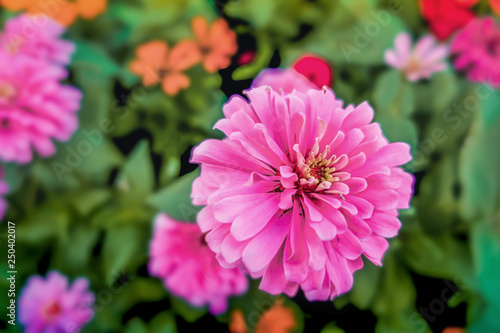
<box><xmin>292</xmin><ymin>55</ymin><xmax>333</xmax><ymax>88</ymax></box>
<box><xmin>420</xmin><ymin>0</ymin><xmax>475</xmax><ymax>41</ymax></box>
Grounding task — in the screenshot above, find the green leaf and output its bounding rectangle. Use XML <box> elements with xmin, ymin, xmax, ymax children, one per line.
<box><xmin>72</xmin><ymin>41</ymin><xmax>120</xmax><ymax>76</ymax></box>
<box><xmin>67</xmin><ymin>189</ymin><xmax>112</xmax><ymax>215</ymax></box>
<box><xmin>373</xmin><ymin>70</ymin><xmax>415</xmax><ymax>117</ymax></box>
<box><xmin>148</xmin><ymin>169</ymin><xmax>201</xmax><ymax>222</ymax></box>
<box><xmin>414</xmin><ymin>155</ymin><xmax>457</xmax><ymax>232</ymax></box>
<box><xmin>472</xmin><ymin>223</ymin><xmax>500</xmax><ymax>314</ymax></box>
<box><xmin>321</xmin><ymin>322</ymin><xmax>345</xmax><ymax>333</ymax></box>
<box><xmin>16</xmin><ymin>201</ymin><xmax>70</xmax><ymax>244</ymax></box>
<box><xmin>459</xmin><ymin>91</ymin><xmax>500</xmax><ymax>220</ymax></box>
<box><xmin>150</xmin><ymin>312</ymin><xmax>177</xmax><ymax>333</ymax></box>
<box><xmin>348</xmin><ymin>259</ymin><xmax>382</xmax><ymax>310</ymax></box>
<box><xmin>116</xmin><ymin>140</ymin><xmax>155</xmax><ymax>200</ymax></box>
<box><xmin>55</xmin><ymin>225</ymin><xmax>100</xmax><ymax>274</ymax></box>
<box><xmin>170</xmin><ymin>297</ymin><xmax>207</xmax><ymax>323</ymax></box>
<box><xmin>102</xmin><ymin>225</ymin><xmax>149</xmax><ymax>281</ymax></box>
<box><xmin>125</xmin><ymin>318</ymin><xmax>149</xmax><ymax>333</ymax></box>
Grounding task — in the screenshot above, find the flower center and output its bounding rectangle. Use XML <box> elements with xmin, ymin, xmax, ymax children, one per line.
<box><xmin>404</xmin><ymin>58</ymin><xmax>421</xmax><ymax>74</ymax></box>
<box><xmin>42</xmin><ymin>301</ymin><xmax>62</xmax><ymax>322</ymax></box>
<box><xmin>302</xmin><ymin>155</ymin><xmax>336</xmax><ymax>185</ymax></box>
<box><xmin>291</xmin><ymin>146</ymin><xmax>349</xmax><ymax>193</ymax></box>
<box><xmin>0</xmin><ymin>82</ymin><xmax>15</xmax><ymax>101</ymax></box>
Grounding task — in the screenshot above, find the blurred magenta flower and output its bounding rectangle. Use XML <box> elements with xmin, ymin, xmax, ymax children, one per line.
<box><xmin>452</xmin><ymin>17</ymin><xmax>500</xmax><ymax>87</ymax></box>
<box><xmin>292</xmin><ymin>55</ymin><xmax>333</xmax><ymax>88</ymax></box>
<box><xmin>252</xmin><ymin>68</ymin><xmax>317</xmax><ymax>93</ymax></box>
<box><xmin>0</xmin><ymin>166</ymin><xmax>8</xmax><ymax>220</ymax></box>
<box><xmin>192</xmin><ymin>16</ymin><xmax>238</xmax><ymax>72</ymax></box>
<box><xmin>148</xmin><ymin>214</ymin><xmax>248</xmax><ymax>314</ymax></box>
<box><xmin>0</xmin><ymin>14</ymin><xmax>75</xmax><ymax>66</ymax></box>
<box><xmin>19</xmin><ymin>271</ymin><xmax>94</xmax><ymax>333</ymax></box>
<box><xmin>130</xmin><ymin>40</ymin><xmax>201</xmax><ymax>95</ymax></box>
<box><xmin>191</xmin><ymin>85</ymin><xmax>413</xmax><ymax>300</ymax></box>
<box><xmin>0</xmin><ymin>52</ymin><xmax>82</xmax><ymax>164</ymax></box>
<box><xmin>385</xmin><ymin>32</ymin><xmax>448</xmax><ymax>82</ymax></box>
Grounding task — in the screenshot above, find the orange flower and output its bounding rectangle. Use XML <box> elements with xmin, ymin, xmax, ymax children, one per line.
<box><xmin>229</xmin><ymin>310</ymin><xmax>248</xmax><ymax>333</ymax></box>
<box><xmin>129</xmin><ymin>40</ymin><xmax>201</xmax><ymax>95</ymax></box>
<box><xmin>229</xmin><ymin>300</ymin><xmax>297</xmax><ymax>333</ymax></box>
<box><xmin>442</xmin><ymin>328</ymin><xmax>465</xmax><ymax>333</ymax></box>
<box><xmin>1</xmin><ymin>0</ymin><xmax>107</xmax><ymax>26</ymax></box>
<box><xmin>192</xmin><ymin>16</ymin><xmax>237</xmax><ymax>73</ymax></box>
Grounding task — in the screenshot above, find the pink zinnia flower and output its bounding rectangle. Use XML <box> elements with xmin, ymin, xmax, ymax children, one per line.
<box><xmin>0</xmin><ymin>165</ymin><xmax>8</xmax><ymax>220</ymax></box>
<box><xmin>0</xmin><ymin>14</ymin><xmax>75</xmax><ymax>66</ymax></box>
<box><xmin>385</xmin><ymin>32</ymin><xmax>449</xmax><ymax>82</ymax></box>
<box><xmin>148</xmin><ymin>213</ymin><xmax>248</xmax><ymax>314</ymax></box>
<box><xmin>252</xmin><ymin>68</ymin><xmax>317</xmax><ymax>94</ymax></box>
<box><xmin>19</xmin><ymin>271</ymin><xmax>94</xmax><ymax>333</ymax></box>
<box><xmin>191</xmin><ymin>85</ymin><xmax>413</xmax><ymax>300</ymax></box>
<box><xmin>0</xmin><ymin>51</ymin><xmax>81</xmax><ymax>163</ymax></box>
<box><xmin>451</xmin><ymin>17</ymin><xmax>500</xmax><ymax>87</ymax></box>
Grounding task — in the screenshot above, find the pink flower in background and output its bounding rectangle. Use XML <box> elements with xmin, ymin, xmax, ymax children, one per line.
<box><xmin>0</xmin><ymin>51</ymin><xmax>81</xmax><ymax>163</ymax></box>
<box><xmin>0</xmin><ymin>166</ymin><xmax>8</xmax><ymax>221</ymax></box>
<box><xmin>0</xmin><ymin>14</ymin><xmax>75</xmax><ymax>66</ymax></box>
<box><xmin>149</xmin><ymin>214</ymin><xmax>248</xmax><ymax>314</ymax></box>
<box><xmin>292</xmin><ymin>55</ymin><xmax>333</xmax><ymax>88</ymax></box>
<box><xmin>252</xmin><ymin>68</ymin><xmax>318</xmax><ymax>94</ymax></box>
<box><xmin>385</xmin><ymin>32</ymin><xmax>449</xmax><ymax>82</ymax></box>
<box><xmin>191</xmin><ymin>85</ymin><xmax>413</xmax><ymax>300</ymax></box>
<box><xmin>452</xmin><ymin>17</ymin><xmax>500</xmax><ymax>87</ymax></box>
<box><xmin>19</xmin><ymin>271</ymin><xmax>94</xmax><ymax>333</ymax></box>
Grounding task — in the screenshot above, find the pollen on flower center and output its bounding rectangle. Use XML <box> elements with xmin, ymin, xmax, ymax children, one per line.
<box><xmin>290</xmin><ymin>145</ymin><xmax>349</xmax><ymax>193</ymax></box>
<box><xmin>404</xmin><ymin>58</ymin><xmax>421</xmax><ymax>74</ymax></box>
<box><xmin>42</xmin><ymin>301</ymin><xmax>62</xmax><ymax>321</ymax></box>
<box><xmin>304</xmin><ymin>156</ymin><xmax>336</xmax><ymax>184</ymax></box>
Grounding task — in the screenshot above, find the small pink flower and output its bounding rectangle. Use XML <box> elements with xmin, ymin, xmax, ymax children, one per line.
<box><xmin>252</xmin><ymin>68</ymin><xmax>318</xmax><ymax>94</ymax></box>
<box><xmin>148</xmin><ymin>214</ymin><xmax>248</xmax><ymax>314</ymax></box>
<box><xmin>385</xmin><ymin>32</ymin><xmax>449</xmax><ymax>81</ymax></box>
<box><xmin>191</xmin><ymin>84</ymin><xmax>413</xmax><ymax>300</ymax></box>
<box><xmin>0</xmin><ymin>14</ymin><xmax>75</xmax><ymax>66</ymax></box>
<box><xmin>452</xmin><ymin>17</ymin><xmax>500</xmax><ymax>87</ymax></box>
<box><xmin>292</xmin><ymin>55</ymin><xmax>333</xmax><ymax>89</ymax></box>
<box><xmin>19</xmin><ymin>271</ymin><xmax>94</xmax><ymax>333</ymax></box>
<box><xmin>0</xmin><ymin>51</ymin><xmax>81</xmax><ymax>164</ymax></box>
<box><xmin>0</xmin><ymin>166</ymin><xmax>8</xmax><ymax>221</ymax></box>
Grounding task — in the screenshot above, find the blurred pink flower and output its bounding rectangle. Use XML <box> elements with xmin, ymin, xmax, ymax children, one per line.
<box><xmin>292</xmin><ymin>55</ymin><xmax>333</xmax><ymax>88</ymax></box>
<box><xmin>0</xmin><ymin>14</ymin><xmax>75</xmax><ymax>66</ymax></box>
<box><xmin>19</xmin><ymin>271</ymin><xmax>94</xmax><ymax>333</ymax></box>
<box><xmin>385</xmin><ymin>32</ymin><xmax>449</xmax><ymax>81</ymax></box>
<box><xmin>252</xmin><ymin>68</ymin><xmax>317</xmax><ymax>94</ymax></box>
<box><xmin>148</xmin><ymin>213</ymin><xmax>248</xmax><ymax>314</ymax></box>
<box><xmin>0</xmin><ymin>51</ymin><xmax>81</xmax><ymax>163</ymax></box>
<box><xmin>452</xmin><ymin>17</ymin><xmax>500</xmax><ymax>87</ymax></box>
<box><xmin>191</xmin><ymin>85</ymin><xmax>413</xmax><ymax>300</ymax></box>
<box><xmin>0</xmin><ymin>166</ymin><xmax>8</xmax><ymax>220</ymax></box>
